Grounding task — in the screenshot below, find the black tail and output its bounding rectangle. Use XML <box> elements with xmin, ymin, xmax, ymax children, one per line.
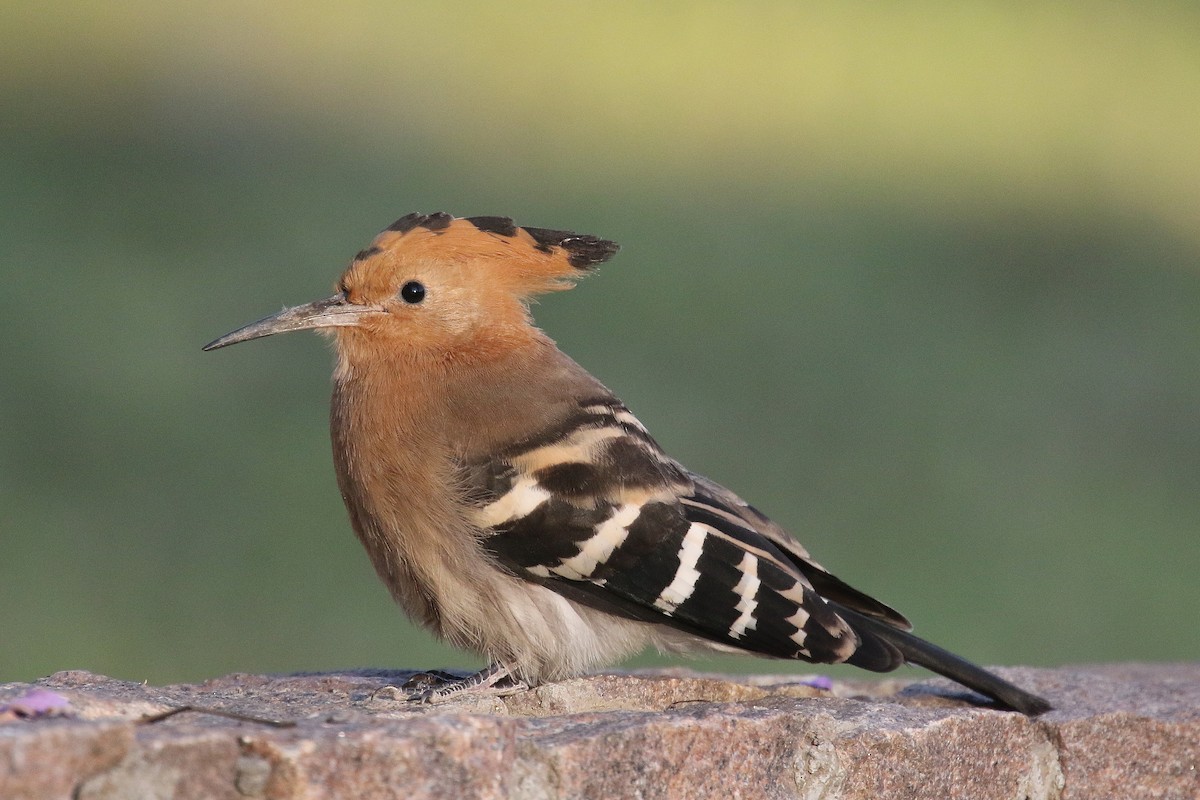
<box><xmin>837</xmin><ymin>606</ymin><xmax>1052</xmax><ymax>715</ymax></box>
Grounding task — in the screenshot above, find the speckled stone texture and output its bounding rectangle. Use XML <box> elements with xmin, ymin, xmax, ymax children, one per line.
<box><xmin>1</xmin><ymin>665</ymin><xmax>1196</xmax><ymax>799</ymax></box>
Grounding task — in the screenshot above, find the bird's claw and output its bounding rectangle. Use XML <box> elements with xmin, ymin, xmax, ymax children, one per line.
<box><xmin>380</xmin><ymin>664</ymin><xmax>529</xmax><ymax>704</ymax></box>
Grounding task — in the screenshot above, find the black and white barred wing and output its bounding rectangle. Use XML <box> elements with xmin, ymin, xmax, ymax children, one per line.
<box><xmin>470</xmin><ymin>399</ymin><xmax>899</xmax><ymax>667</ymax></box>
<box><xmin>686</xmin><ymin>473</ymin><xmax>914</xmax><ymax>633</ymax></box>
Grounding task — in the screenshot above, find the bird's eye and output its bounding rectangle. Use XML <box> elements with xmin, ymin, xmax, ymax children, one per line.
<box><xmin>399</xmin><ymin>281</ymin><xmax>426</xmax><ymax>304</ymax></box>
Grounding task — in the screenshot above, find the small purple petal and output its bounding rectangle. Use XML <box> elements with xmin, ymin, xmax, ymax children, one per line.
<box><xmin>2</xmin><ymin>689</ymin><xmax>71</xmax><ymax>718</ymax></box>
<box><xmin>800</xmin><ymin>675</ymin><xmax>834</xmax><ymax>691</ymax></box>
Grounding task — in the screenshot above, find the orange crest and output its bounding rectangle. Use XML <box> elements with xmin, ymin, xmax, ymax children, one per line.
<box><xmin>344</xmin><ymin>213</ymin><xmax>619</xmax><ymax>300</ymax></box>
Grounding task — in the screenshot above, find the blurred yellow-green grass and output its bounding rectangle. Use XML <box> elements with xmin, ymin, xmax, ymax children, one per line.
<box><xmin>2</xmin><ymin>2</ymin><xmax>1197</xmax><ymax>684</ymax></box>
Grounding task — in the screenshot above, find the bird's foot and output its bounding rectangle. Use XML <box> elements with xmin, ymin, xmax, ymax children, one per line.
<box><xmin>383</xmin><ymin>664</ymin><xmax>530</xmax><ymax>704</ymax></box>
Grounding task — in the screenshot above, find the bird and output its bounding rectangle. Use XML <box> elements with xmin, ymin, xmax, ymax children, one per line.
<box><xmin>204</xmin><ymin>211</ymin><xmax>1051</xmax><ymax>715</ymax></box>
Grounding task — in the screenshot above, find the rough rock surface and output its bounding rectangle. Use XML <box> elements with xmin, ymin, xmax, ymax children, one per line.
<box><xmin>1</xmin><ymin>664</ymin><xmax>1196</xmax><ymax>799</ymax></box>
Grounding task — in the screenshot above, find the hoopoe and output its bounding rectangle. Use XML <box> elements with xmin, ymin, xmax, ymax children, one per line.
<box><xmin>205</xmin><ymin>212</ymin><xmax>1051</xmax><ymax>714</ymax></box>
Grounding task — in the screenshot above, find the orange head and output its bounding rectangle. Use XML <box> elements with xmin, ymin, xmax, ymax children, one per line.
<box><xmin>203</xmin><ymin>213</ymin><xmax>619</xmax><ymax>359</ymax></box>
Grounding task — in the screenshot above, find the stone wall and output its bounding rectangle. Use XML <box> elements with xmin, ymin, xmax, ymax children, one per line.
<box><xmin>1</xmin><ymin>664</ymin><xmax>1196</xmax><ymax>799</ymax></box>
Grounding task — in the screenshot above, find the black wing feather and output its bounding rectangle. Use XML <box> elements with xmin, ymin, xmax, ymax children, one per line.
<box><xmin>467</xmin><ymin>396</ymin><xmax>1052</xmax><ymax>712</ymax></box>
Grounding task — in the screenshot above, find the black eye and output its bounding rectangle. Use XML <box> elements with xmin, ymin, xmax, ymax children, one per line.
<box><xmin>399</xmin><ymin>281</ymin><xmax>426</xmax><ymax>304</ymax></box>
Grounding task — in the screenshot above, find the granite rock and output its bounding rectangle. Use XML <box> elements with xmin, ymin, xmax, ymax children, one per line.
<box><xmin>1</xmin><ymin>665</ymin><xmax>1196</xmax><ymax>799</ymax></box>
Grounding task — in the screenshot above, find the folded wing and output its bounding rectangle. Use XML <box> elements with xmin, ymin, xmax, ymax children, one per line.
<box><xmin>470</xmin><ymin>396</ymin><xmax>909</xmax><ymax>669</ymax></box>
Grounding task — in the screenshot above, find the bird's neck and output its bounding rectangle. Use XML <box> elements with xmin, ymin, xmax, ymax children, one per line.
<box><xmin>333</xmin><ymin>328</ymin><xmax>559</xmax><ymax>441</ymax></box>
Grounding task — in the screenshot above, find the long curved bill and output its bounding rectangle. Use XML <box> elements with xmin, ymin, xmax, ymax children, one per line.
<box><xmin>202</xmin><ymin>293</ymin><xmax>382</xmax><ymax>351</ymax></box>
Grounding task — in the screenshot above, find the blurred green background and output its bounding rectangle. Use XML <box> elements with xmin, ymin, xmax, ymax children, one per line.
<box><xmin>2</xmin><ymin>2</ymin><xmax>1198</xmax><ymax>686</ymax></box>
